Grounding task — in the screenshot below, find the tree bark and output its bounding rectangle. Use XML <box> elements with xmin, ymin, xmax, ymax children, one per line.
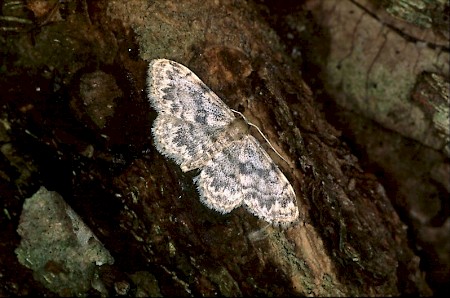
<box><xmin>0</xmin><ymin>0</ymin><xmax>439</xmax><ymax>296</ymax></box>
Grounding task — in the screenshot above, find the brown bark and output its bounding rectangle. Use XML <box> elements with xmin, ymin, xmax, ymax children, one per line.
<box><xmin>1</xmin><ymin>0</ymin><xmax>443</xmax><ymax>296</ymax></box>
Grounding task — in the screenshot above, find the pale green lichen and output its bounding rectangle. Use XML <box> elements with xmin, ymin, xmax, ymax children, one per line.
<box><xmin>15</xmin><ymin>187</ymin><xmax>114</xmax><ymax>296</ymax></box>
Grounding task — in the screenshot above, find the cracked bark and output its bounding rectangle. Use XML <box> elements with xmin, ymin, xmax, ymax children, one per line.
<box><xmin>1</xmin><ymin>0</ymin><xmax>443</xmax><ymax>296</ymax></box>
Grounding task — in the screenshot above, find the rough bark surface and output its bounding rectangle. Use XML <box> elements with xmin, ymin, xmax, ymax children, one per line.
<box><xmin>1</xmin><ymin>0</ymin><xmax>445</xmax><ymax>296</ymax></box>
<box><xmin>266</xmin><ymin>0</ymin><xmax>449</xmax><ymax>295</ymax></box>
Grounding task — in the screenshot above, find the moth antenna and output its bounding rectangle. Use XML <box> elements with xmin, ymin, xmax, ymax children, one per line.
<box><xmin>230</xmin><ymin>109</ymin><xmax>289</xmax><ymax>165</ymax></box>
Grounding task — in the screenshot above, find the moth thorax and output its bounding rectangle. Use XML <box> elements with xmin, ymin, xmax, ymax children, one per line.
<box><xmin>225</xmin><ymin>118</ymin><xmax>249</xmax><ymax>141</ymax></box>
